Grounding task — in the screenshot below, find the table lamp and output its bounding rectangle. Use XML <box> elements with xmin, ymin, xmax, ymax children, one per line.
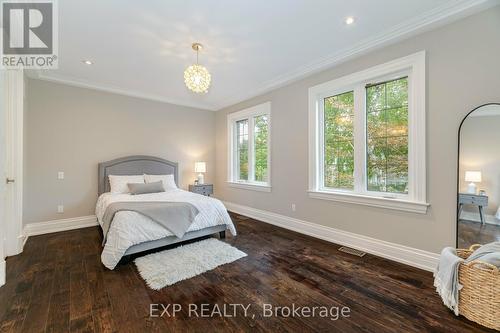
<box><xmin>195</xmin><ymin>162</ymin><xmax>206</xmax><ymax>185</ymax></box>
<box><xmin>465</xmin><ymin>171</ymin><xmax>481</xmax><ymax>194</ymax></box>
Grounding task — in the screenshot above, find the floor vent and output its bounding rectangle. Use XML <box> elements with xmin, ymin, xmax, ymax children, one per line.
<box><xmin>338</xmin><ymin>246</ymin><xmax>366</xmax><ymax>257</ymax></box>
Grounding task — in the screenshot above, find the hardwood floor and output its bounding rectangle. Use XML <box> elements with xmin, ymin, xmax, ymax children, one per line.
<box><xmin>458</xmin><ymin>219</ymin><xmax>500</xmax><ymax>249</ymax></box>
<box><xmin>0</xmin><ymin>213</ymin><xmax>494</xmax><ymax>332</ymax></box>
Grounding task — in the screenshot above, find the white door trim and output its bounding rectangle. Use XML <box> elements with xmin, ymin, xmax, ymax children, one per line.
<box><xmin>4</xmin><ymin>70</ymin><xmax>24</xmax><ymax>256</ymax></box>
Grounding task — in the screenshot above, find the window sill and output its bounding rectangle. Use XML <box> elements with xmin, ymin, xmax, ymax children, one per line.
<box><xmin>308</xmin><ymin>190</ymin><xmax>429</xmax><ymax>214</ymax></box>
<box><xmin>227</xmin><ymin>181</ymin><xmax>272</xmax><ymax>192</ymax></box>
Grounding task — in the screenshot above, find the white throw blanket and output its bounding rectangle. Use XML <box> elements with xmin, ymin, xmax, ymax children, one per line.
<box><xmin>434</xmin><ymin>242</ymin><xmax>500</xmax><ymax>315</ymax></box>
<box><xmin>434</xmin><ymin>247</ymin><xmax>463</xmax><ymax>315</ymax></box>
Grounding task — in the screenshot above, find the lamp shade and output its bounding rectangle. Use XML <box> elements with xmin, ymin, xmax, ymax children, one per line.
<box><xmin>194</xmin><ymin>162</ymin><xmax>206</xmax><ymax>173</ymax></box>
<box><xmin>465</xmin><ymin>171</ymin><xmax>481</xmax><ymax>182</ymax></box>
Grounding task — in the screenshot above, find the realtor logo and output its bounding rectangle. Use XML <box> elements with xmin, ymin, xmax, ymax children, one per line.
<box><xmin>1</xmin><ymin>0</ymin><xmax>58</xmax><ymax>69</ymax></box>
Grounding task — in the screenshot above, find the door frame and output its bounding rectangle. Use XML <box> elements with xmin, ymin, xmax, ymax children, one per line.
<box><xmin>4</xmin><ymin>69</ymin><xmax>24</xmax><ymax>257</ymax></box>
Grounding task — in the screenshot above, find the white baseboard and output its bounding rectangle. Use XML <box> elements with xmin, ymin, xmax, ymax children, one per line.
<box><xmin>16</xmin><ymin>234</ymin><xmax>25</xmax><ymax>255</ymax></box>
<box><xmin>23</xmin><ymin>215</ymin><xmax>98</xmax><ymax>238</ymax></box>
<box><xmin>459</xmin><ymin>211</ymin><xmax>500</xmax><ymax>226</ymax></box>
<box><xmin>224</xmin><ymin>201</ymin><xmax>440</xmax><ymax>272</ymax></box>
<box><xmin>0</xmin><ymin>260</ymin><xmax>5</xmax><ymax>287</ymax></box>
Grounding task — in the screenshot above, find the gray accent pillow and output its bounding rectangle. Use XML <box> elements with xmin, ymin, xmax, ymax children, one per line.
<box><xmin>128</xmin><ymin>181</ymin><xmax>165</xmax><ymax>195</ymax></box>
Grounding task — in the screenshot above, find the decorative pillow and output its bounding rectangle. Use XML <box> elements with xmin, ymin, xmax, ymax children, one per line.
<box><xmin>128</xmin><ymin>181</ymin><xmax>165</xmax><ymax>195</ymax></box>
<box><xmin>108</xmin><ymin>175</ymin><xmax>144</xmax><ymax>194</ymax></box>
<box><xmin>144</xmin><ymin>174</ymin><xmax>177</xmax><ymax>190</ymax></box>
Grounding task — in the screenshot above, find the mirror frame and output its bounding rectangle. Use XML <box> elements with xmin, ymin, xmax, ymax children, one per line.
<box><xmin>456</xmin><ymin>102</ymin><xmax>500</xmax><ymax>247</ymax></box>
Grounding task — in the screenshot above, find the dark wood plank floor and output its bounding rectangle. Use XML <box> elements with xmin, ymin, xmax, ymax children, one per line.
<box><xmin>0</xmin><ymin>213</ymin><xmax>494</xmax><ymax>333</ymax></box>
<box><xmin>458</xmin><ymin>219</ymin><xmax>500</xmax><ymax>249</ymax></box>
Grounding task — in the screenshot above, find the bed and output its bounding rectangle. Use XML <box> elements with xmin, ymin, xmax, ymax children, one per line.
<box><xmin>96</xmin><ymin>155</ymin><xmax>236</xmax><ymax>269</ymax></box>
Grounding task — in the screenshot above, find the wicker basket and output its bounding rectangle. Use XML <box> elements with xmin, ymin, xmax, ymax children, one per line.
<box><xmin>457</xmin><ymin>244</ymin><xmax>500</xmax><ymax>330</ymax></box>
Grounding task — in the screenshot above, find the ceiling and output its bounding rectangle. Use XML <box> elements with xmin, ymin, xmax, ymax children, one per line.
<box><xmin>31</xmin><ymin>0</ymin><xmax>495</xmax><ymax>111</ymax></box>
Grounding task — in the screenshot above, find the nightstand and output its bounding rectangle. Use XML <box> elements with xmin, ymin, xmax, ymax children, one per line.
<box><xmin>458</xmin><ymin>193</ymin><xmax>488</xmax><ymax>224</ymax></box>
<box><xmin>189</xmin><ymin>184</ymin><xmax>213</xmax><ymax>196</ymax></box>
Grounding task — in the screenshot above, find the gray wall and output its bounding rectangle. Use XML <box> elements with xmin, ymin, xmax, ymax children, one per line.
<box><xmin>24</xmin><ymin>79</ymin><xmax>215</xmax><ymax>224</ymax></box>
<box><xmin>460</xmin><ymin>114</ymin><xmax>500</xmax><ymax>216</ymax></box>
<box><xmin>215</xmin><ymin>7</ymin><xmax>500</xmax><ymax>253</ymax></box>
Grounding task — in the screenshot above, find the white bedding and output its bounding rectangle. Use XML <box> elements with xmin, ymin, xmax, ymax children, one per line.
<box><xmin>95</xmin><ymin>189</ymin><xmax>236</xmax><ymax>269</ymax></box>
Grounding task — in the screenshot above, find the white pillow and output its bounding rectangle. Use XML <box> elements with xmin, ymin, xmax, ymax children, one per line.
<box><xmin>108</xmin><ymin>175</ymin><xmax>144</xmax><ymax>194</ymax></box>
<box><xmin>144</xmin><ymin>174</ymin><xmax>177</xmax><ymax>190</ymax></box>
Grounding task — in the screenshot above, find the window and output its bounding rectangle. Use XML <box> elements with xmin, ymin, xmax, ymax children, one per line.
<box><xmin>366</xmin><ymin>77</ymin><xmax>408</xmax><ymax>194</ymax></box>
<box><xmin>236</xmin><ymin>119</ymin><xmax>249</xmax><ymax>180</ymax></box>
<box><xmin>308</xmin><ymin>52</ymin><xmax>428</xmax><ymax>213</ymax></box>
<box><xmin>228</xmin><ymin>102</ymin><xmax>271</xmax><ymax>192</ymax></box>
<box><xmin>323</xmin><ymin>91</ymin><xmax>355</xmax><ymax>190</ymax></box>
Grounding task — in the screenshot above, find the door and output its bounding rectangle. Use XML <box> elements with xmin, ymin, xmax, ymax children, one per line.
<box><xmin>3</xmin><ymin>69</ymin><xmax>24</xmax><ymax>259</ymax></box>
<box><xmin>0</xmin><ymin>70</ymin><xmax>5</xmax><ymax>286</ymax></box>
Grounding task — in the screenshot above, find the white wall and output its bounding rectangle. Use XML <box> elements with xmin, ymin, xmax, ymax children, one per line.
<box><xmin>24</xmin><ymin>79</ymin><xmax>216</xmax><ymax>224</ymax></box>
<box><xmin>215</xmin><ymin>6</ymin><xmax>500</xmax><ymax>253</ymax></box>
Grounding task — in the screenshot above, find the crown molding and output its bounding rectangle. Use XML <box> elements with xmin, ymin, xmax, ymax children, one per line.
<box><xmin>29</xmin><ymin>71</ymin><xmax>219</xmax><ymax>111</ymax></box>
<box><xmin>215</xmin><ymin>0</ymin><xmax>497</xmax><ymax>110</ymax></box>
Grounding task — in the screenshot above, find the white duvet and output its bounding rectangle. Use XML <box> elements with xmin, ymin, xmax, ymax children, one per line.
<box><xmin>95</xmin><ymin>189</ymin><xmax>236</xmax><ymax>269</ymax></box>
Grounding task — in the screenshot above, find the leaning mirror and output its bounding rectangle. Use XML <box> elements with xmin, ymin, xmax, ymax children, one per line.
<box><xmin>457</xmin><ymin>103</ymin><xmax>500</xmax><ymax>248</ymax></box>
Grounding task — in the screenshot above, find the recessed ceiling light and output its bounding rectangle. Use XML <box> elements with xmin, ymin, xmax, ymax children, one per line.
<box><xmin>345</xmin><ymin>16</ymin><xmax>355</xmax><ymax>25</ymax></box>
<box><xmin>82</xmin><ymin>60</ymin><xmax>93</xmax><ymax>65</ymax></box>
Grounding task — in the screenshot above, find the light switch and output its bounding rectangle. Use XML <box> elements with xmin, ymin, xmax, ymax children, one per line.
<box><xmin>58</xmin><ymin>171</ymin><xmax>64</xmax><ymax>180</ymax></box>
<box><xmin>57</xmin><ymin>205</ymin><xmax>64</xmax><ymax>213</ymax></box>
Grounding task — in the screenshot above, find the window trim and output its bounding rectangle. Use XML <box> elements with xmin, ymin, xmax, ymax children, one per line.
<box><xmin>308</xmin><ymin>51</ymin><xmax>428</xmax><ymax>213</ymax></box>
<box><xmin>227</xmin><ymin>102</ymin><xmax>272</xmax><ymax>191</ymax></box>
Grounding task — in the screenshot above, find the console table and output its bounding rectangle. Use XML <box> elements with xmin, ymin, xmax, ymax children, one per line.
<box><xmin>458</xmin><ymin>193</ymin><xmax>488</xmax><ymax>224</ymax></box>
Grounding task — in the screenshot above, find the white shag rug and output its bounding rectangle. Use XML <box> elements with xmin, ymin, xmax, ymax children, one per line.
<box><xmin>134</xmin><ymin>238</ymin><xmax>247</xmax><ymax>290</ymax></box>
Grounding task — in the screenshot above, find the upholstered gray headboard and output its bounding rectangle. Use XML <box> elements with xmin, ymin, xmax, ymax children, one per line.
<box><xmin>98</xmin><ymin>155</ymin><xmax>178</xmax><ymax>195</ymax></box>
